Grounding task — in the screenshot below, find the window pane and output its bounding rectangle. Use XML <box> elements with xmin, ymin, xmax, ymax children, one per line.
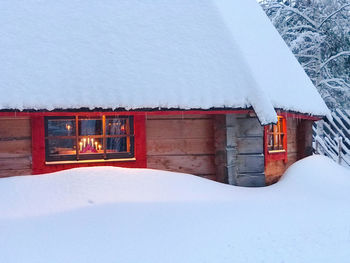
<box><xmin>267</xmin><ymin>116</ymin><xmax>285</xmax><ymax>152</ymax></box>
<box><xmin>47</xmin><ymin>119</ymin><xmax>75</xmax><ymax>136</ymax></box>
<box><xmin>106</xmin><ymin>118</ymin><xmax>128</xmax><ymax>135</ymax></box>
<box><xmin>79</xmin><ymin>118</ymin><xmax>102</xmax><ymax>136</ymax></box>
<box><xmin>45</xmin><ymin>116</ymin><xmax>134</xmax><ymax>162</ymax></box>
<box><xmin>279</xmin><ymin>134</ymin><xmax>285</xmax><ymax>150</ymax></box>
<box><xmin>78</xmin><ymin>137</ymin><xmax>104</xmax><ymax>155</ymax></box>
<box><xmin>268</xmin><ymin>134</ymin><xmax>273</xmax><ymax>150</ymax></box>
<box><xmin>47</xmin><ymin>138</ymin><xmax>76</xmax><ymax>156</ymax></box>
<box><xmin>278</xmin><ymin>118</ymin><xmax>283</xmax><ymax>132</ymax></box>
<box><xmin>106</xmin><ymin>137</ymin><xmax>129</xmax><ymax>153</ymax></box>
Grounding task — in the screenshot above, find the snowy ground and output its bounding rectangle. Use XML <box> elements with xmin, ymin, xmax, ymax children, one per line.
<box><xmin>0</xmin><ymin>155</ymin><xmax>349</xmax><ymax>263</ymax></box>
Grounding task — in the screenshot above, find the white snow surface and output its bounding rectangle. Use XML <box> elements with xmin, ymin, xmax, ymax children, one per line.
<box><xmin>0</xmin><ymin>0</ymin><xmax>329</xmax><ymax>124</ymax></box>
<box><xmin>0</xmin><ymin>155</ymin><xmax>350</xmax><ymax>262</ymax></box>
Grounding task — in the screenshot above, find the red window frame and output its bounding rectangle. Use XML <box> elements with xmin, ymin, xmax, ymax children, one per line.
<box><xmin>264</xmin><ymin>115</ymin><xmax>288</xmax><ymax>164</ymax></box>
<box><xmin>31</xmin><ymin>113</ymin><xmax>147</xmax><ymax>174</ymax></box>
<box><xmin>44</xmin><ymin>115</ymin><xmax>135</xmax><ymax>162</ymax></box>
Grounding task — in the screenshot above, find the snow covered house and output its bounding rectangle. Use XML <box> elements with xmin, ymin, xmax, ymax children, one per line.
<box><xmin>0</xmin><ymin>0</ymin><xmax>329</xmax><ymax>186</ymax></box>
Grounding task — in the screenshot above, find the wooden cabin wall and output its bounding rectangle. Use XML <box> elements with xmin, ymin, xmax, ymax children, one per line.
<box><xmin>214</xmin><ymin>114</ymin><xmax>265</xmax><ymax>187</ymax></box>
<box><xmin>0</xmin><ymin>117</ymin><xmax>32</xmax><ymax>177</ymax></box>
<box><xmin>146</xmin><ymin>114</ymin><xmax>216</xmax><ymax>181</ymax></box>
<box><xmin>265</xmin><ymin>118</ymin><xmax>314</xmax><ymax>185</ymax></box>
<box><xmin>265</xmin><ymin>118</ymin><xmax>297</xmax><ymax>185</ymax></box>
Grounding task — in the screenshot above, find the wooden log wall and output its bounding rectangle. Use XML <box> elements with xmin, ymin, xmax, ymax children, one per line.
<box><xmin>214</xmin><ymin>114</ymin><xmax>265</xmax><ymax>187</ymax></box>
<box><xmin>0</xmin><ymin>117</ymin><xmax>32</xmax><ymax>177</ymax></box>
<box><xmin>146</xmin><ymin>114</ymin><xmax>216</xmax><ymax>181</ymax></box>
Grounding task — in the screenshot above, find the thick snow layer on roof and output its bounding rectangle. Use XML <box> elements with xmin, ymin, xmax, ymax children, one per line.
<box><xmin>0</xmin><ymin>155</ymin><xmax>349</xmax><ymax>262</ymax></box>
<box><xmin>0</xmin><ymin>0</ymin><xmax>329</xmax><ymax>124</ymax></box>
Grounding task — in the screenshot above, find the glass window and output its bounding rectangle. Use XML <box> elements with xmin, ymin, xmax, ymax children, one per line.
<box><xmin>267</xmin><ymin>116</ymin><xmax>286</xmax><ymax>152</ymax></box>
<box><xmin>47</xmin><ymin>118</ymin><xmax>76</xmax><ymax>136</ymax></box>
<box><xmin>45</xmin><ymin>116</ymin><xmax>134</xmax><ymax>162</ymax></box>
<box><xmin>79</xmin><ymin>118</ymin><xmax>103</xmax><ymax>136</ymax></box>
<box><xmin>47</xmin><ymin>138</ymin><xmax>76</xmax><ymax>160</ymax></box>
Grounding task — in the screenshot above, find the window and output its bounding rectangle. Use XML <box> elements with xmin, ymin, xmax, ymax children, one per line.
<box><xmin>45</xmin><ymin>115</ymin><xmax>134</xmax><ymax>162</ymax></box>
<box><xmin>267</xmin><ymin>116</ymin><xmax>286</xmax><ymax>152</ymax></box>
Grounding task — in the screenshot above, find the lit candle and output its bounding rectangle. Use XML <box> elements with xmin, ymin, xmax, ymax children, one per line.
<box><xmin>91</xmin><ymin>138</ymin><xmax>94</xmax><ymax>146</ymax></box>
<box><xmin>79</xmin><ymin>142</ymin><xmax>83</xmax><ymax>151</ymax></box>
<box><xmin>83</xmin><ymin>138</ymin><xmax>86</xmax><ymax>147</ymax></box>
<box><xmin>95</xmin><ymin>141</ymin><xmax>98</xmax><ymax>150</ymax></box>
<box><xmin>98</xmin><ymin>145</ymin><xmax>102</xmax><ymax>150</ymax></box>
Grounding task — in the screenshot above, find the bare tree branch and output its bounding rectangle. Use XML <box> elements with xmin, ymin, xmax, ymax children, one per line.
<box><xmin>318</xmin><ymin>78</ymin><xmax>350</xmax><ymax>89</ymax></box>
<box><xmin>267</xmin><ymin>4</ymin><xmax>317</xmax><ymax>28</ymax></box>
<box><xmin>286</xmin><ymin>25</ymin><xmax>317</xmax><ymax>32</ymax></box>
<box><xmin>318</xmin><ymin>3</ymin><xmax>350</xmax><ymax>29</ymax></box>
<box><xmin>294</xmin><ymin>54</ymin><xmax>320</xmax><ymax>59</ymax></box>
<box><xmin>320</xmin><ymin>51</ymin><xmax>350</xmax><ymax>71</ymax></box>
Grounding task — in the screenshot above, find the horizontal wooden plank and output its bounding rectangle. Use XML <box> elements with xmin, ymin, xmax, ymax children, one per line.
<box><xmin>234</xmin><ymin>118</ymin><xmax>264</xmax><ymax>137</ymax></box>
<box><xmin>147</xmin><ymin>155</ymin><xmax>215</xmax><ymax>175</ymax></box>
<box><xmin>0</xmin><ymin>136</ymin><xmax>31</xmax><ymax>142</ymax></box>
<box><xmin>0</xmin><ymin>152</ymin><xmax>31</xmax><ymax>159</ymax></box>
<box><xmin>235</xmin><ymin>173</ymin><xmax>265</xmax><ymax>187</ymax></box>
<box><xmin>0</xmin><ymin>140</ymin><xmax>31</xmax><ymax>154</ymax></box>
<box><xmin>0</xmin><ymin>169</ymin><xmax>32</xmax><ymax>178</ymax></box>
<box><xmin>0</xmin><ymin>118</ymin><xmax>31</xmax><ymax>138</ymax></box>
<box><xmin>0</xmin><ymin>157</ymin><xmax>31</xmax><ymax>170</ymax></box>
<box><xmin>237</xmin><ymin>137</ymin><xmax>263</xmax><ymax>154</ymax></box>
<box><xmin>146</xmin><ymin>114</ymin><xmax>212</xmax><ymax>120</ymax></box>
<box><xmin>147</xmin><ymin>138</ymin><xmax>214</xmax><ymax>155</ymax></box>
<box><xmin>236</xmin><ymin>154</ymin><xmax>264</xmax><ymax>173</ymax></box>
<box><xmin>146</xmin><ymin>119</ymin><xmax>214</xmax><ymax>139</ymax></box>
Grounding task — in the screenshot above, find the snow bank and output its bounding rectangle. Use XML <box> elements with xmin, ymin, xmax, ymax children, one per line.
<box><xmin>0</xmin><ymin>155</ymin><xmax>349</xmax><ymax>263</ymax></box>
<box><xmin>0</xmin><ymin>167</ymin><xmax>240</xmax><ymax>218</ymax></box>
<box><xmin>0</xmin><ymin>0</ymin><xmax>329</xmax><ymax>124</ymax></box>
<box><xmin>280</xmin><ymin>154</ymin><xmax>350</xmax><ymax>200</ymax></box>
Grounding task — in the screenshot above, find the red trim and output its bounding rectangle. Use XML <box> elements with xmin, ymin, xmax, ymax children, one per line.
<box><xmin>31</xmin><ymin>113</ymin><xmax>147</xmax><ymax>174</ymax></box>
<box><xmin>276</xmin><ymin>111</ymin><xmax>322</xmax><ymax>121</ymax></box>
<box><xmin>0</xmin><ymin>109</ymin><xmax>322</xmax><ymax>120</ymax></box>
<box><xmin>0</xmin><ymin>109</ymin><xmax>252</xmax><ymax>117</ymax></box>
<box><xmin>31</xmin><ymin>116</ymin><xmax>45</xmax><ymax>174</ymax></box>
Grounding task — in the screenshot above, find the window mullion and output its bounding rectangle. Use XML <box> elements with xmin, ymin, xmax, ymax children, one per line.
<box><xmin>103</xmin><ymin>115</ymin><xmax>107</xmax><ymax>159</ymax></box>
<box><xmin>126</xmin><ymin>118</ymin><xmax>130</xmax><ymax>152</ymax></box>
<box><xmin>75</xmin><ymin>116</ymin><xmax>79</xmax><ymax>161</ymax></box>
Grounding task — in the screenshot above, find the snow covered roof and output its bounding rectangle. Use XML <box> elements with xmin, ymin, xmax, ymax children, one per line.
<box><xmin>0</xmin><ymin>0</ymin><xmax>329</xmax><ymax>124</ymax></box>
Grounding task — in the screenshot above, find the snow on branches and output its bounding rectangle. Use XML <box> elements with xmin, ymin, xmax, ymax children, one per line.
<box><xmin>260</xmin><ymin>0</ymin><xmax>350</xmax><ymax>110</ymax></box>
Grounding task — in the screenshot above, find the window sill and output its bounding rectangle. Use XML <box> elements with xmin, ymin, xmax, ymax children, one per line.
<box><xmin>268</xmin><ymin>149</ymin><xmax>286</xmax><ymax>154</ymax></box>
<box><xmin>45</xmin><ymin>157</ymin><xmax>136</xmax><ymax>165</ymax></box>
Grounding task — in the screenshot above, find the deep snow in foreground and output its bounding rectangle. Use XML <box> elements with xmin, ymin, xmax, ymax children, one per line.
<box><xmin>0</xmin><ymin>155</ymin><xmax>350</xmax><ymax>263</ymax></box>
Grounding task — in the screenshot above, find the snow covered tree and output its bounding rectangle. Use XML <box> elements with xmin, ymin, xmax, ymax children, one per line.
<box><xmin>260</xmin><ymin>0</ymin><xmax>350</xmax><ymax>109</ymax></box>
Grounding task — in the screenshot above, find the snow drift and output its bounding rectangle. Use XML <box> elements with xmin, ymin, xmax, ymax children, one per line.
<box><xmin>0</xmin><ymin>155</ymin><xmax>349</xmax><ymax>263</ymax></box>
